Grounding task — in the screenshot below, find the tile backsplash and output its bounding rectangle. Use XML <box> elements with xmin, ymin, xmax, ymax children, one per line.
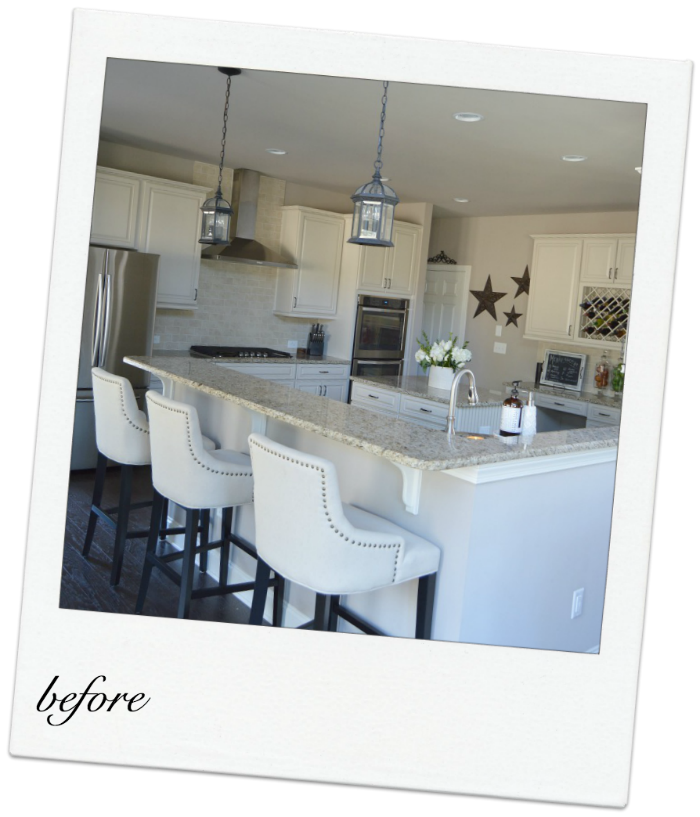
<box><xmin>154</xmin><ymin>174</ymin><xmax>312</xmax><ymax>352</ymax></box>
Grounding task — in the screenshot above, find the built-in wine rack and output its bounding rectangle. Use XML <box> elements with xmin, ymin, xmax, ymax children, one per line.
<box><xmin>578</xmin><ymin>286</ymin><xmax>630</xmax><ymax>344</ymax></box>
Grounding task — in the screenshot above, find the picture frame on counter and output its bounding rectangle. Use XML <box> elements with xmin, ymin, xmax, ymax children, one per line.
<box><xmin>9</xmin><ymin>8</ymin><xmax>690</xmax><ymax>811</ymax></box>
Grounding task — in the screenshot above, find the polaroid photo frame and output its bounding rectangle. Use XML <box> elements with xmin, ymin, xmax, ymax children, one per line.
<box><xmin>9</xmin><ymin>9</ymin><xmax>690</xmax><ymax>807</ymax></box>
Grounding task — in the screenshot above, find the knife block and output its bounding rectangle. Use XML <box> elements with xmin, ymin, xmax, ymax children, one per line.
<box><xmin>307</xmin><ymin>335</ymin><xmax>324</xmax><ymax>357</ymax></box>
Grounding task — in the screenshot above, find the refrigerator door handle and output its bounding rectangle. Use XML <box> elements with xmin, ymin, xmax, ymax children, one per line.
<box><xmin>91</xmin><ymin>271</ymin><xmax>105</xmax><ymax>367</ymax></box>
<box><xmin>100</xmin><ymin>268</ymin><xmax>114</xmax><ymax>368</ymax></box>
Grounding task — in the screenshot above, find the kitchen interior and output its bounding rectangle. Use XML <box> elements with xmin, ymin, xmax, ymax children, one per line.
<box><xmin>61</xmin><ymin>57</ymin><xmax>644</xmax><ymax>653</ymax></box>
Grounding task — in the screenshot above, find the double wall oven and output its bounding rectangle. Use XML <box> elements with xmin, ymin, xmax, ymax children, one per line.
<box><xmin>352</xmin><ymin>295</ymin><xmax>409</xmax><ymax>378</ymax></box>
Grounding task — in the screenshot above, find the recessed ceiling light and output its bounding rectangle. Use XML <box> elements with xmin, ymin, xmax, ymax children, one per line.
<box><xmin>453</xmin><ymin>112</ymin><xmax>484</xmax><ymax>123</ymax></box>
<box><xmin>635</xmin><ymin>166</ymin><xmax>642</xmax><ymax>174</ymax></box>
<box><xmin>266</xmin><ymin>148</ymin><xmax>287</xmax><ymax>155</ymax></box>
<box><xmin>453</xmin><ymin>197</ymin><xmax>469</xmax><ymax>203</ymax></box>
<box><xmin>562</xmin><ymin>155</ymin><xmax>588</xmax><ymax>162</ymax></box>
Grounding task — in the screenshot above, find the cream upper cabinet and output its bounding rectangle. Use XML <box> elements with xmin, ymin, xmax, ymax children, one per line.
<box><xmin>580</xmin><ymin>234</ymin><xmax>636</xmax><ymax>285</ymax></box>
<box><xmin>90</xmin><ymin>167</ymin><xmax>208</xmax><ymax>309</ymax></box>
<box><xmin>137</xmin><ymin>179</ymin><xmax>208</xmax><ymax>310</ymax></box>
<box><xmin>90</xmin><ymin>168</ymin><xmax>141</xmax><ymax>248</ymax></box>
<box><xmin>274</xmin><ymin>206</ymin><xmax>345</xmax><ymax>317</ymax></box>
<box><xmin>524</xmin><ymin>238</ymin><xmax>582</xmax><ymax>343</ymax></box>
<box><xmin>356</xmin><ymin>221</ymin><xmax>422</xmax><ymax>296</ymax></box>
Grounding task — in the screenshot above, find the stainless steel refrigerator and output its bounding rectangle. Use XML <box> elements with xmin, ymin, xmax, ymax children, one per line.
<box><xmin>70</xmin><ymin>246</ymin><xmax>160</xmax><ymax>470</ymax></box>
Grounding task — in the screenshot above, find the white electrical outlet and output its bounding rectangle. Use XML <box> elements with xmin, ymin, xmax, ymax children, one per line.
<box><xmin>153</xmin><ymin>335</ymin><xmax>160</xmax><ymax>345</ymax></box>
<box><xmin>571</xmin><ymin>588</ymin><xmax>585</xmax><ymax>619</ymax></box>
<box><xmin>494</xmin><ymin>342</ymin><xmax>507</xmax><ymax>354</ymax></box>
<box><xmin>495</xmin><ymin>325</ymin><xmax>503</xmax><ymax>337</ymax></box>
<box><xmin>287</xmin><ymin>340</ymin><xmax>298</xmax><ymax>349</ymax></box>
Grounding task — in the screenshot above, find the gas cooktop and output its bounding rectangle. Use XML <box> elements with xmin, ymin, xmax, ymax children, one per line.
<box><xmin>190</xmin><ymin>345</ymin><xmax>292</xmax><ymax>359</ymax></box>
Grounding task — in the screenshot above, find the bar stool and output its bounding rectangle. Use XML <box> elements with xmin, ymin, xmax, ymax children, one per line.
<box><xmin>82</xmin><ymin>367</ymin><xmax>217</xmax><ymax>586</ymax></box>
<box><xmin>136</xmin><ymin>391</ymin><xmax>283</xmax><ymax>620</ymax></box>
<box><xmin>247</xmin><ymin>434</ymin><xmax>440</xmax><ymax>639</ymax></box>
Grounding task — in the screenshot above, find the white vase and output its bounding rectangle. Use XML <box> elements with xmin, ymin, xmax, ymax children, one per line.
<box><xmin>428</xmin><ymin>366</ymin><xmax>455</xmax><ymax>391</ymax></box>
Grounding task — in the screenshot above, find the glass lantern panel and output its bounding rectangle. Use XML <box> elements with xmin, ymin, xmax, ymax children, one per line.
<box><xmin>359</xmin><ymin>200</ymin><xmax>382</xmax><ymax>240</ymax></box>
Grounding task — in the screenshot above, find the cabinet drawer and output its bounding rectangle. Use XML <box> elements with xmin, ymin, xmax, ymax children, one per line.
<box><xmin>534</xmin><ymin>393</ymin><xmax>588</xmax><ymax>416</ymax></box>
<box><xmin>587</xmin><ymin>404</ymin><xmax>621</xmax><ymax>425</ymax></box>
<box><xmin>296</xmin><ymin>364</ymin><xmax>350</xmax><ymax>380</ymax></box>
<box><xmin>351</xmin><ymin>382</ymin><xmax>400</xmax><ymax>412</ymax></box>
<box><xmin>215</xmin><ymin>363</ymin><xmax>297</xmax><ymax>380</ymax></box>
<box><xmin>399</xmin><ymin>394</ymin><xmax>449</xmax><ymax>425</ymax></box>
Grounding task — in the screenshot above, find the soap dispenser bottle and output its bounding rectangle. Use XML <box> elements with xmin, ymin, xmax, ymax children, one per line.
<box><xmin>521</xmin><ymin>391</ymin><xmax>537</xmax><ymax>436</ymax></box>
<box><xmin>500</xmin><ymin>380</ymin><xmax>523</xmax><ymax>437</ymax></box>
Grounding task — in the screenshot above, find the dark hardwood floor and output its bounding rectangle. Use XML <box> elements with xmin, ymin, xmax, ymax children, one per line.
<box><xmin>60</xmin><ymin>465</ymin><xmax>252</xmax><ymax>625</ymax></box>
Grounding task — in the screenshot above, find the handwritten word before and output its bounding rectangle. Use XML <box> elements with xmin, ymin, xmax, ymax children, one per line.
<box><xmin>37</xmin><ymin>676</ymin><xmax>150</xmax><ymax>726</ymax></box>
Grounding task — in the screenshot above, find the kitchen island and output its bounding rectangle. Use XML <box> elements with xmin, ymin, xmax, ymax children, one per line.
<box><xmin>126</xmin><ymin>354</ymin><xmax>618</xmax><ymax>653</ymax></box>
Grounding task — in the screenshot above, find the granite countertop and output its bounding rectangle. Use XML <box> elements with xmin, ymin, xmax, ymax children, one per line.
<box><xmin>186</xmin><ymin>349</ymin><xmax>351</xmax><ymax>366</ymax></box>
<box><xmin>127</xmin><ymin>355</ymin><xmax>618</xmax><ymax>472</ymax></box>
<box><xmin>519</xmin><ymin>381</ymin><xmax>624</xmax><ymax>410</ymax></box>
<box><xmin>350</xmin><ymin>374</ymin><xmax>504</xmax><ymax>407</ymax></box>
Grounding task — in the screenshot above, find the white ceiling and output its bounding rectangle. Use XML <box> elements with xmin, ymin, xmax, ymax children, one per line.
<box><xmin>100</xmin><ymin>59</ymin><xmax>646</xmax><ymax>219</ymax></box>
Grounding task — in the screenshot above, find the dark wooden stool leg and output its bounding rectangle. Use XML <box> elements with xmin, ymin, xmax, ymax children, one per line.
<box><xmin>328</xmin><ymin>595</ymin><xmax>340</xmax><ymax>632</ymax></box>
<box><xmin>219</xmin><ymin>507</ymin><xmax>232</xmax><ymax>587</ymax></box>
<box><xmin>82</xmin><ymin>452</ymin><xmax>107</xmax><ymax>558</ymax></box>
<box><xmin>249</xmin><ymin>558</ymin><xmax>272</xmax><ymax>625</ymax></box>
<box><xmin>109</xmin><ymin>464</ymin><xmax>133</xmax><ymax>586</ymax></box>
<box><xmin>415</xmin><ymin>573</ymin><xmax>436</xmax><ymax>640</ymax></box>
<box><xmin>135</xmin><ymin>491</ymin><xmax>165</xmax><ymax>614</ymax></box>
<box><xmin>314</xmin><ymin>594</ymin><xmax>331</xmax><ymax>631</ymax></box>
<box><xmin>177</xmin><ymin>509</ymin><xmax>199</xmax><ymax>619</ymax></box>
<box><xmin>198</xmin><ymin>509</ymin><xmax>210</xmax><ymax>574</ymax></box>
<box><xmin>273</xmin><ymin>575</ymin><xmax>285</xmax><ymax>627</ymax></box>
<box><xmin>159</xmin><ymin>496</ymin><xmax>169</xmax><ymax>547</ymax></box>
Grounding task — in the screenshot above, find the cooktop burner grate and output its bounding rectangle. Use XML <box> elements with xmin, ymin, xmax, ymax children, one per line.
<box><xmin>190</xmin><ymin>345</ymin><xmax>293</xmax><ymax>359</ymax></box>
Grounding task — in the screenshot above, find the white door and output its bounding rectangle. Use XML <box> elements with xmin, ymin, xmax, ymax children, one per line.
<box><xmin>420</xmin><ymin>264</ymin><xmax>471</xmax><ymax>346</ymax></box>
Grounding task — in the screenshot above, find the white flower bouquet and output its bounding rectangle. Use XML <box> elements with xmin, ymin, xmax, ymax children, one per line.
<box><xmin>415</xmin><ymin>331</ymin><xmax>471</xmax><ymax>372</ymax></box>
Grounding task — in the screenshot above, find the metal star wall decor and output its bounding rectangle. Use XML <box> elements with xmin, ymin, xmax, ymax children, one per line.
<box><xmin>511</xmin><ymin>266</ymin><xmax>530</xmax><ymax>298</ymax></box>
<box><xmin>503</xmin><ymin>305</ymin><xmax>523</xmax><ymax>327</ymax></box>
<box><xmin>470</xmin><ymin>275</ymin><xmax>507</xmax><ymax>320</ymax></box>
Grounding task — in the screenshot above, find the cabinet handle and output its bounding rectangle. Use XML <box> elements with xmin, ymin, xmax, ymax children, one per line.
<box><xmin>614</xmin><ymin>267</ymin><xmax>619</xmax><ymax>280</ymax></box>
<box><xmin>554</xmin><ymin>402</ymin><xmax>566</xmax><ymax>407</ymax></box>
<box><xmin>387</xmin><ymin>278</ymin><xmax>391</xmax><ymax>289</ymax></box>
<box><xmin>368</xmin><ymin>393</ymin><xmax>379</xmax><ymax>399</ymax></box>
<box><xmin>608</xmin><ymin>268</ymin><xmax>613</xmax><ymax>279</ymax></box>
<box><xmin>293</xmin><ymin>296</ymin><xmax>297</xmax><ymax>308</ymax></box>
<box><xmin>323</xmin><ymin>385</ymin><xmax>327</xmax><ymax>396</ymax></box>
<box><xmin>383</xmin><ymin>278</ymin><xmax>388</xmax><ymax>289</ymax></box>
<box><xmin>319</xmin><ymin>370</ymin><xmax>329</xmax><ymax>374</ymax></box>
<box><xmin>194</xmin><ymin>288</ymin><xmax>198</xmax><ymax>301</ymax></box>
<box><xmin>599</xmin><ymin>412</ymin><xmax>611</xmax><ymax>417</ymax></box>
<box><xmin>568</xmin><ymin>324</ymin><xmax>572</xmax><ymax>336</ymax></box>
<box><xmin>419</xmin><ymin>407</ymin><xmax>433</xmax><ymax>413</ymax></box>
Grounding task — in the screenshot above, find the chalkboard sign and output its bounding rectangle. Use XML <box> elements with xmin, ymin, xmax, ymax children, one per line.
<box><xmin>541</xmin><ymin>350</ymin><xmax>586</xmax><ymax>391</ymax></box>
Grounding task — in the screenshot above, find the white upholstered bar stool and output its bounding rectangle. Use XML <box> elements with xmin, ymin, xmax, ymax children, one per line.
<box><xmin>247</xmin><ymin>434</ymin><xmax>441</xmax><ymax>638</ymax></box>
<box><xmin>83</xmin><ymin>367</ymin><xmax>217</xmax><ymax>586</ymax></box>
<box><xmin>137</xmin><ymin>391</ymin><xmax>283</xmax><ymax>620</ymax></box>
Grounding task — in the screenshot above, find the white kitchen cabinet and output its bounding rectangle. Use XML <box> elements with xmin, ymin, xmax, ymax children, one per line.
<box><xmin>274</xmin><ymin>207</ymin><xmax>345</xmax><ymax>317</ymax></box>
<box><xmin>580</xmin><ymin>235</ymin><xmax>636</xmax><ymax>285</ymax></box>
<box><xmin>353</xmin><ymin>220</ymin><xmax>423</xmax><ymax>296</ymax></box>
<box><xmin>350</xmin><ymin>382</ymin><xmax>401</xmax><ymax>416</ymax></box>
<box><xmin>138</xmin><ymin>179</ymin><xmax>207</xmax><ymax>310</ymax></box>
<box><xmin>214</xmin><ymin>360</ymin><xmax>350</xmax><ymax>402</ymax></box>
<box><xmin>524</xmin><ymin>238</ymin><xmax>582</xmax><ymax>343</ymax></box>
<box><xmin>296</xmin><ymin>381</ymin><xmax>349</xmax><ymax>401</ymax></box>
<box><xmin>586</xmin><ymin>404</ymin><xmax>621</xmax><ymax>427</ymax></box>
<box><xmin>91</xmin><ymin>167</ymin><xmax>209</xmax><ymax>310</ymax></box>
<box><xmin>91</xmin><ymin>168</ymin><xmax>141</xmax><ymax>248</ymax></box>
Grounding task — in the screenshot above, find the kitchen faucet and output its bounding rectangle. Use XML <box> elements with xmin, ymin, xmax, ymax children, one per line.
<box><xmin>446</xmin><ymin>369</ymin><xmax>478</xmax><ymax>435</ymax></box>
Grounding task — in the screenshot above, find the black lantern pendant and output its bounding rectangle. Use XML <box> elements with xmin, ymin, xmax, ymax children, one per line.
<box><xmin>348</xmin><ymin>81</ymin><xmax>399</xmax><ymax>247</ymax></box>
<box><xmin>199</xmin><ymin>67</ymin><xmax>240</xmax><ymax>245</ymax></box>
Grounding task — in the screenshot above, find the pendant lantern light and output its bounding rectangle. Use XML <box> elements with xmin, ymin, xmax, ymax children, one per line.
<box><xmin>199</xmin><ymin>67</ymin><xmax>241</xmax><ymax>245</ymax></box>
<box><xmin>348</xmin><ymin>81</ymin><xmax>399</xmax><ymax>247</ymax></box>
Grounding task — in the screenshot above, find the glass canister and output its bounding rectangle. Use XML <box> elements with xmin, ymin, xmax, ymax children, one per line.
<box><xmin>594</xmin><ymin>351</ymin><xmax>610</xmax><ymax>393</ymax></box>
<box><xmin>612</xmin><ymin>356</ymin><xmax>625</xmax><ymax>397</ymax></box>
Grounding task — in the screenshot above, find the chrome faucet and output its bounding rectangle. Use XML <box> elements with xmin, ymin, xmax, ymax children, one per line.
<box><xmin>446</xmin><ymin>369</ymin><xmax>478</xmax><ymax>435</ymax></box>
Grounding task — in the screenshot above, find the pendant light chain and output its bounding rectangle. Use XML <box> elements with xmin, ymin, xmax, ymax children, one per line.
<box><xmin>373</xmin><ymin>81</ymin><xmax>389</xmax><ymax>177</ymax></box>
<box><xmin>217</xmin><ymin>73</ymin><xmax>232</xmax><ymax>194</ymax></box>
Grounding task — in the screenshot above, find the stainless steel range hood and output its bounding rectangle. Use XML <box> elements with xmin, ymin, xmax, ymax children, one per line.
<box><xmin>201</xmin><ymin>169</ymin><xmax>298</xmax><ymax>268</ymax></box>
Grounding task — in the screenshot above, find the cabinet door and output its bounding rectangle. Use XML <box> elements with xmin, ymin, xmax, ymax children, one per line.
<box><xmin>386</xmin><ymin>223</ymin><xmax>421</xmax><ymax>295</ymax></box>
<box><xmin>357</xmin><ymin>245</ymin><xmax>388</xmax><ymax>292</ymax></box>
<box><xmin>614</xmin><ymin>238</ymin><xmax>636</xmax><ymax>284</ymax></box>
<box><xmin>90</xmin><ymin>170</ymin><xmax>140</xmax><ymax>248</ymax></box>
<box><xmin>580</xmin><ymin>238</ymin><xmax>618</xmax><ymax>284</ymax></box>
<box><xmin>524</xmin><ymin>239</ymin><xmax>582</xmax><ymax>342</ymax></box>
<box><xmin>138</xmin><ymin>181</ymin><xmax>205</xmax><ymax>309</ymax></box>
<box><xmin>294</xmin><ymin>212</ymin><xmax>344</xmax><ymax>314</ymax></box>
